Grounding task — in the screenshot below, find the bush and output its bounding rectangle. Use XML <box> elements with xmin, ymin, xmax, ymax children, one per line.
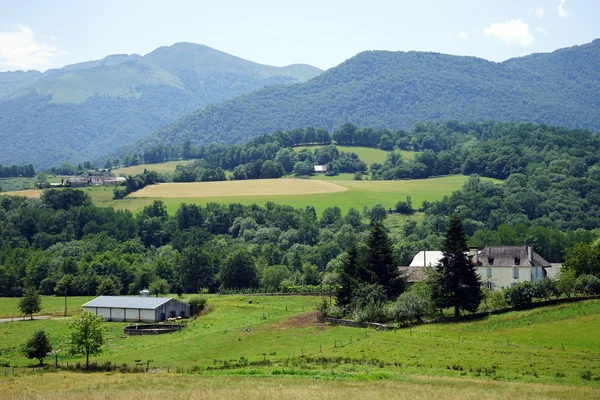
<box><xmin>350</xmin><ymin>283</ymin><xmax>387</xmax><ymax>323</ymax></box>
<box><xmin>387</xmin><ymin>291</ymin><xmax>429</xmax><ymax>324</ymax></box>
<box><xmin>487</xmin><ymin>289</ymin><xmax>509</xmax><ymax>310</ymax></box>
<box><xmin>575</xmin><ymin>274</ymin><xmax>600</xmax><ymax>295</ymax></box>
<box><xmin>504</xmin><ymin>281</ymin><xmax>536</xmax><ymax>308</ymax></box>
<box><xmin>187</xmin><ymin>296</ymin><xmax>208</xmax><ymax>316</ymax></box>
<box><xmin>533</xmin><ymin>277</ymin><xmax>559</xmax><ymax>300</ymax></box>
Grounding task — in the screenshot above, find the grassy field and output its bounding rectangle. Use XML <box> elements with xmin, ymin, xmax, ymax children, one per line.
<box><xmin>127</xmin><ymin>175</ymin><xmax>497</xmax><ymax>215</ymax></box>
<box><xmin>1</xmin><ymin>175</ymin><xmax>500</xmax><ymax>216</ymax></box>
<box><xmin>1</xmin><ymin>372</ymin><xmax>598</xmax><ymax>400</ymax></box>
<box><xmin>0</xmin><ymin>296</ymin><xmax>95</xmax><ymax>318</ymax></box>
<box><xmin>113</xmin><ymin>160</ymin><xmax>194</xmax><ymax>176</ymax></box>
<box><xmin>293</xmin><ymin>145</ymin><xmax>417</xmax><ymax>164</ymax></box>
<box><xmin>0</xmin><ymin>296</ymin><xmax>599</xmax><ymax>391</ymax></box>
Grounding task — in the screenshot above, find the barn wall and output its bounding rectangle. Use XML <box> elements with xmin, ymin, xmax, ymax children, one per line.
<box><xmin>154</xmin><ymin>299</ymin><xmax>190</xmax><ymax>321</ymax></box>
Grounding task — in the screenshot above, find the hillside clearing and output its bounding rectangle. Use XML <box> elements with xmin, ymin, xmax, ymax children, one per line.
<box><xmin>113</xmin><ymin>160</ymin><xmax>194</xmax><ymax>176</ymax></box>
<box><xmin>293</xmin><ymin>145</ymin><xmax>417</xmax><ymax>164</ymax></box>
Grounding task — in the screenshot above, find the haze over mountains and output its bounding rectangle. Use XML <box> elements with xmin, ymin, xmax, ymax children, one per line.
<box><xmin>0</xmin><ymin>43</ymin><xmax>322</xmax><ymax>168</ymax></box>
<box><xmin>135</xmin><ymin>39</ymin><xmax>600</xmax><ymax>155</ymax></box>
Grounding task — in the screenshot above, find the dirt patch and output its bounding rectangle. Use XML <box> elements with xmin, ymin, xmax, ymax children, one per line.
<box><xmin>129</xmin><ymin>179</ymin><xmax>348</xmax><ymax>198</ymax></box>
<box><xmin>269</xmin><ymin>311</ymin><xmax>326</xmax><ymax>330</ymax></box>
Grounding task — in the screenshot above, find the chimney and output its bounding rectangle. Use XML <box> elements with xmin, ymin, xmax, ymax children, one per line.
<box><xmin>469</xmin><ymin>247</ymin><xmax>479</xmax><ymax>265</ymax></box>
<box><xmin>527</xmin><ymin>245</ymin><xmax>534</xmax><ymax>265</ymax></box>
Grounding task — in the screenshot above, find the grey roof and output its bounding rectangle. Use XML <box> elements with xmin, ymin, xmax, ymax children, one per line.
<box><xmin>477</xmin><ymin>246</ymin><xmax>550</xmax><ymax>268</ymax></box>
<box><xmin>82</xmin><ymin>296</ymin><xmax>173</xmax><ymax>309</ymax></box>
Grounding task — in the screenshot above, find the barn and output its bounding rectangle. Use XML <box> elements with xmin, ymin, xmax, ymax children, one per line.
<box><xmin>82</xmin><ymin>296</ymin><xmax>190</xmax><ymax>322</ymax></box>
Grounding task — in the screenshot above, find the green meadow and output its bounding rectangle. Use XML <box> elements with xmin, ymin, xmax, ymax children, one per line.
<box><xmin>0</xmin><ymin>295</ymin><xmax>599</xmax><ymax>392</ymax></box>
<box><xmin>293</xmin><ymin>145</ymin><xmax>417</xmax><ymax>164</ymax></box>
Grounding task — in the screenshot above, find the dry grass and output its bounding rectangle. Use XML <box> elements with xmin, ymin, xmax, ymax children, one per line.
<box><xmin>0</xmin><ymin>189</ymin><xmax>41</xmax><ymax>198</ymax></box>
<box><xmin>1</xmin><ymin>372</ymin><xmax>598</xmax><ymax>400</ymax></box>
<box><xmin>114</xmin><ymin>161</ymin><xmax>194</xmax><ymax>176</ymax></box>
<box><xmin>129</xmin><ymin>179</ymin><xmax>348</xmax><ymax>198</ymax></box>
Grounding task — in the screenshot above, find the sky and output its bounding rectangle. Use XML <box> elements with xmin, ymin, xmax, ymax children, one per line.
<box><xmin>0</xmin><ymin>0</ymin><xmax>599</xmax><ymax>72</ymax></box>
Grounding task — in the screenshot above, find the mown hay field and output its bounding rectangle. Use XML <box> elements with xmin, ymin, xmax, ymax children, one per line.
<box><xmin>1</xmin><ymin>296</ymin><xmax>599</xmax><ymax>393</ymax></box>
<box><xmin>1</xmin><ymin>175</ymin><xmax>500</xmax><ymax>216</ymax></box>
<box><xmin>128</xmin><ymin>179</ymin><xmax>348</xmax><ymax>198</ymax></box>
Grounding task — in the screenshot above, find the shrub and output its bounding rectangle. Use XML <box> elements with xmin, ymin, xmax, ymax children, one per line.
<box><xmin>533</xmin><ymin>277</ymin><xmax>559</xmax><ymax>300</ymax></box>
<box><xmin>575</xmin><ymin>274</ymin><xmax>600</xmax><ymax>295</ymax></box>
<box><xmin>487</xmin><ymin>289</ymin><xmax>509</xmax><ymax>310</ymax></box>
<box><xmin>388</xmin><ymin>291</ymin><xmax>429</xmax><ymax>324</ymax></box>
<box><xmin>188</xmin><ymin>296</ymin><xmax>208</xmax><ymax>316</ymax></box>
<box><xmin>504</xmin><ymin>281</ymin><xmax>535</xmax><ymax>308</ymax></box>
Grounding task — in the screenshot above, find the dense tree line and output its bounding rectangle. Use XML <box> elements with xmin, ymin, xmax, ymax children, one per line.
<box><xmin>0</xmin><ymin>189</ymin><xmax>377</xmax><ymax>297</ymax></box>
<box><xmin>0</xmin><ymin>164</ymin><xmax>35</xmax><ymax>178</ymax></box>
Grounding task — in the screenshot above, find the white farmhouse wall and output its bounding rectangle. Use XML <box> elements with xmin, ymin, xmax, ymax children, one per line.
<box><xmin>476</xmin><ymin>266</ymin><xmax>544</xmax><ymax>291</ymax></box>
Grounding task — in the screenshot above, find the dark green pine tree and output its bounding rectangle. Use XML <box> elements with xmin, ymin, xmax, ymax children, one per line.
<box><xmin>336</xmin><ymin>245</ymin><xmax>359</xmax><ymax>307</ymax></box>
<box><xmin>430</xmin><ymin>214</ymin><xmax>483</xmax><ymax>318</ymax></box>
<box><xmin>366</xmin><ymin>222</ymin><xmax>405</xmax><ymax>298</ymax></box>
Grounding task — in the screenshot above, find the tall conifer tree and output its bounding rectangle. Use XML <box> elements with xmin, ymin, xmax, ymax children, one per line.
<box><xmin>429</xmin><ymin>215</ymin><xmax>482</xmax><ymax>318</ymax></box>
<box><xmin>366</xmin><ymin>222</ymin><xmax>405</xmax><ymax>298</ymax></box>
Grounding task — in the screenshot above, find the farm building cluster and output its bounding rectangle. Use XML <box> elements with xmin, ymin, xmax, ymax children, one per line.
<box><xmin>400</xmin><ymin>245</ymin><xmax>561</xmax><ymax>291</ymax></box>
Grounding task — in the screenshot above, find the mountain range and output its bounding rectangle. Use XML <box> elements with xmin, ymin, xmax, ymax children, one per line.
<box><xmin>133</xmin><ymin>39</ymin><xmax>600</xmax><ymax>154</ymax></box>
<box><xmin>0</xmin><ymin>43</ymin><xmax>322</xmax><ymax>168</ymax></box>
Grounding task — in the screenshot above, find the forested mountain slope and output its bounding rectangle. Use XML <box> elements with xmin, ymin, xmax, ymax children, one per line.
<box><xmin>0</xmin><ymin>43</ymin><xmax>322</xmax><ymax>168</ymax></box>
<box><xmin>136</xmin><ymin>39</ymin><xmax>600</xmax><ymax>151</ymax></box>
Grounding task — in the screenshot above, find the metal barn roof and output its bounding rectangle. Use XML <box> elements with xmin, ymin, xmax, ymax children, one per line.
<box><xmin>409</xmin><ymin>251</ymin><xmax>444</xmax><ymax>267</ymax></box>
<box><xmin>82</xmin><ymin>296</ymin><xmax>173</xmax><ymax>310</ymax></box>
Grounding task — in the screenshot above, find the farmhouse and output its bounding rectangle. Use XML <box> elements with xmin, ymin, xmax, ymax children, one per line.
<box><xmin>82</xmin><ymin>295</ymin><xmax>190</xmax><ymax>322</ymax></box>
<box><xmin>473</xmin><ymin>245</ymin><xmax>550</xmax><ymax>291</ymax></box>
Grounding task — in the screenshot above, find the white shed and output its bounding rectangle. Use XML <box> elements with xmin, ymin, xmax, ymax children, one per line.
<box><xmin>82</xmin><ymin>296</ymin><xmax>190</xmax><ymax>322</ymax></box>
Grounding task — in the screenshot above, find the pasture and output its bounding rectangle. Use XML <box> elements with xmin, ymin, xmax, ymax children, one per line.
<box><xmin>1</xmin><ymin>175</ymin><xmax>500</xmax><ymax>216</ymax></box>
<box><xmin>0</xmin><ymin>296</ymin><xmax>94</xmax><ymax>319</ymax></box>
<box><xmin>113</xmin><ymin>160</ymin><xmax>194</xmax><ymax>176</ymax></box>
<box><xmin>293</xmin><ymin>145</ymin><xmax>417</xmax><ymax>164</ymax></box>
<box><xmin>0</xmin><ymin>296</ymin><xmax>599</xmax><ymax>398</ymax></box>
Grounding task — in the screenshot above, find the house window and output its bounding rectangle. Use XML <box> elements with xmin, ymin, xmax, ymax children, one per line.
<box><xmin>486</xmin><ymin>267</ymin><xmax>492</xmax><ymax>278</ymax></box>
<box><xmin>513</xmin><ymin>267</ymin><xmax>519</xmax><ymax>279</ymax></box>
<box><xmin>486</xmin><ymin>282</ymin><xmax>495</xmax><ymax>291</ymax></box>
<box><xmin>514</xmin><ymin>257</ymin><xmax>520</xmax><ymax>265</ymax></box>
<box><xmin>488</xmin><ymin>257</ymin><xmax>494</xmax><ymax>265</ymax></box>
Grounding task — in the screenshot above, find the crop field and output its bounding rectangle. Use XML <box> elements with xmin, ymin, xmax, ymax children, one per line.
<box><xmin>127</xmin><ymin>175</ymin><xmax>497</xmax><ymax>215</ymax></box>
<box><xmin>0</xmin><ymin>296</ymin><xmax>599</xmax><ymax>399</ymax></box>
<box><xmin>1</xmin><ymin>175</ymin><xmax>500</xmax><ymax>216</ymax></box>
<box><xmin>293</xmin><ymin>145</ymin><xmax>417</xmax><ymax>164</ymax></box>
<box><xmin>113</xmin><ymin>160</ymin><xmax>194</xmax><ymax>176</ymax></box>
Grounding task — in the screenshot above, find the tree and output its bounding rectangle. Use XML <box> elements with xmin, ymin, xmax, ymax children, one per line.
<box><xmin>368</xmin><ymin>204</ymin><xmax>387</xmax><ymax>224</ymax></box>
<box><xmin>220</xmin><ymin>249</ymin><xmax>259</xmax><ymax>289</ymax></box>
<box><xmin>22</xmin><ymin>330</ymin><xmax>52</xmax><ymax>366</ymax></box>
<box><xmin>149</xmin><ymin>278</ymin><xmax>170</xmax><ymax>297</ymax></box>
<box><xmin>67</xmin><ymin>311</ymin><xmax>106</xmax><ymax>369</ymax></box>
<box><xmin>563</xmin><ymin>243</ymin><xmax>600</xmax><ymax>277</ymax></box>
<box><xmin>261</xmin><ymin>265</ymin><xmax>291</xmax><ymax>290</ymax></box>
<box><xmin>429</xmin><ymin>215</ymin><xmax>482</xmax><ymax>318</ymax></box>
<box><xmin>19</xmin><ymin>287</ymin><xmax>41</xmax><ymax>320</ymax></box>
<box><xmin>366</xmin><ymin>222</ymin><xmax>404</xmax><ymax>298</ymax></box>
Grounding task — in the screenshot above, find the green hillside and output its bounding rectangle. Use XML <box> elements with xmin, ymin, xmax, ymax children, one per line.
<box><xmin>137</xmin><ymin>40</ymin><xmax>600</xmax><ymax>151</ymax></box>
<box><xmin>0</xmin><ymin>43</ymin><xmax>322</xmax><ymax>168</ymax></box>
<box><xmin>293</xmin><ymin>145</ymin><xmax>416</xmax><ymax>164</ymax></box>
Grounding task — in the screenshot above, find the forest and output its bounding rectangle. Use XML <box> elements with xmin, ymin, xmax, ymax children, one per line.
<box><xmin>134</xmin><ymin>40</ymin><xmax>600</xmax><ymax>154</ymax></box>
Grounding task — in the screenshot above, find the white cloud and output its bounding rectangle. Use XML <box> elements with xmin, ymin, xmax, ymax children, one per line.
<box><xmin>483</xmin><ymin>19</ymin><xmax>535</xmax><ymax>47</ymax></box>
<box><xmin>457</xmin><ymin>31</ymin><xmax>469</xmax><ymax>40</ymax></box>
<box><xmin>557</xmin><ymin>0</ymin><xmax>569</xmax><ymax>17</ymax></box>
<box><xmin>535</xmin><ymin>7</ymin><xmax>545</xmax><ymax>18</ymax></box>
<box><xmin>536</xmin><ymin>26</ymin><xmax>549</xmax><ymax>35</ymax></box>
<box><xmin>0</xmin><ymin>24</ymin><xmax>65</xmax><ymax>71</ymax></box>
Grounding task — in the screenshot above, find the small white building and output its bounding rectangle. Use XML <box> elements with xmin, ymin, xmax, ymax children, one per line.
<box><xmin>314</xmin><ymin>165</ymin><xmax>328</xmax><ymax>173</ymax></box>
<box><xmin>82</xmin><ymin>296</ymin><xmax>190</xmax><ymax>322</ymax></box>
<box><xmin>473</xmin><ymin>245</ymin><xmax>551</xmax><ymax>291</ymax></box>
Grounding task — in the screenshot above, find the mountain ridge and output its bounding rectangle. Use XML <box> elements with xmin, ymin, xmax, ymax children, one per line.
<box><xmin>132</xmin><ymin>39</ymin><xmax>600</xmax><ymax>153</ymax></box>
<box><xmin>0</xmin><ymin>43</ymin><xmax>323</xmax><ymax>168</ymax></box>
